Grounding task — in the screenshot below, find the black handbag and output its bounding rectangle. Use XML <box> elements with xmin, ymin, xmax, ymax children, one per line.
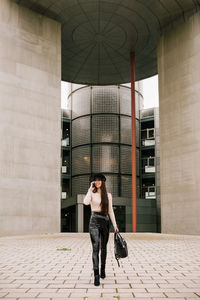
<box><xmin>114</xmin><ymin>232</ymin><xmax>128</xmax><ymax>267</ymax></box>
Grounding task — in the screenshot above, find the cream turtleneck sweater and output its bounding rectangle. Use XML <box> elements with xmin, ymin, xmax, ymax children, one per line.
<box><xmin>83</xmin><ymin>189</ymin><xmax>117</xmax><ymax>228</ymax></box>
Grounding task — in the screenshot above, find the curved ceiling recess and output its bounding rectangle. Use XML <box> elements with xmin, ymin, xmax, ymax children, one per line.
<box><xmin>14</xmin><ymin>0</ymin><xmax>199</xmax><ymax>84</ymax></box>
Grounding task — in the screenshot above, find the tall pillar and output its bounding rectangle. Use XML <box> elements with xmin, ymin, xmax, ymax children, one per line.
<box><xmin>0</xmin><ymin>0</ymin><xmax>61</xmax><ymax>235</ymax></box>
<box><xmin>157</xmin><ymin>12</ymin><xmax>200</xmax><ymax>235</ymax></box>
<box><xmin>130</xmin><ymin>52</ymin><xmax>137</xmax><ymax>232</ymax></box>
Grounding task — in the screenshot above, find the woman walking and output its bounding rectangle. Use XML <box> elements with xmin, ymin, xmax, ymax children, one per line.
<box><xmin>83</xmin><ymin>173</ymin><xmax>119</xmax><ymax>286</ymax></box>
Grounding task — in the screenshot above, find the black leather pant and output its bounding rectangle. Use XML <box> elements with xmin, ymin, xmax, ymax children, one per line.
<box><xmin>89</xmin><ymin>212</ymin><xmax>110</xmax><ymax>271</ymax></box>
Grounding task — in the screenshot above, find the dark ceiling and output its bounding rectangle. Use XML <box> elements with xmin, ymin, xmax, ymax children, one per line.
<box><xmin>14</xmin><ymin>0</ymin><xmax>200</xmax><ymax>84</ymax></box>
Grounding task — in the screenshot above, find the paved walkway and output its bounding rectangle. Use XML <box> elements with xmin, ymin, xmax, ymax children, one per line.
<box><xmin>0</xmin><ymin>233</ymin><xmax>200</xmax><ymax>300</ymax></box>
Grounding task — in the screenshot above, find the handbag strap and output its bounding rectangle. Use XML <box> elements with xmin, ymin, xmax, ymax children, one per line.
<box><xmin>114</xmin><ymin>231</ymin><xmax>121</xmax><ymax>241</ymax></box>
<box><xmin>115</xmin><ymin>256</ymin><xmax>120</xmax><ymax>267</ymax></box>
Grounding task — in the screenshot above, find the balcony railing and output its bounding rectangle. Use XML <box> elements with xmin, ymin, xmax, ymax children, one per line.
<box><xmin>62</xmin><ymin>166</ymin><xmax>68</xmax><ymax>173</ymax></box>
<box><xmin>61</xmin><ymin>165</ymin><xmax>71</xmax><ymax>176</ymax></box>
<box><xmin>142</xmin><ymin>157</ymin><xmax>155</xmax><ymax>173</ymax></box>
<box><xmin>141</xmin><ymin>128</ymin><xmax>155</xmax><ymax>146</ymax></box>
<box><xmin>62</xmin><ymin>191</ymin><xmax>70</xmax><ymax>200</ymax></box>
<box><xmin>142</xmin><ymin>186</ymin><xmax>156</xmax><ymax>199</ymax></box>
<box><xmin>62</xmin><ymin>192</ymin><xmax>66</xmax><ymax>199</ymax></box>
<box><xmin>142</xmin><ymin>139</ymin><xmax>155</xmax><ymax>146</ymax></box>
<box><xmin>62</xmin><ymin>137</ymin><xmax>70</xmax><ymax>146</ymax></box>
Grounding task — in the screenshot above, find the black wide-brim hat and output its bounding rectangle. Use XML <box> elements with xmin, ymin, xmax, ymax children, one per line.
<box><xmin>90</xmin><ymin>173</ymin><xmax>106</xmax><ymax>182</ymax></box>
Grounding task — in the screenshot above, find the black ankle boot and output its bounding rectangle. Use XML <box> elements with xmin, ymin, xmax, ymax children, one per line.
<box><xmin>94</xmin><ymin>269</ymin><xmax>100</xmax><ymax>286</ymax></box>
<box><xmin>100</xmin><ymin>265</ymin><xmax>106</xmax><ymax>279</ymax></box>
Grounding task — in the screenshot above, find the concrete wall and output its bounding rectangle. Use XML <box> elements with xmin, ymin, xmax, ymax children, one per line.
<box><xmin>158</xmin><ymin>12</ymin><xmax>200</xmax><ymax>235</ymax></box>
<box><xmin>0</xmin><ymin>0</ymin><xmax>61</xmax><ymax>235</ymax></box>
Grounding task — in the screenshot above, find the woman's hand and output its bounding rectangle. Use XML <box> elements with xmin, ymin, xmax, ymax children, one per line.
<box><xmin>89</xmin><ymin>181</ymin><xmax>95</xmax><ymax>192</ymax></box>
<box><xmin>114</xmin><ymin>226</ymin><xmax>119</xmax><ymax>232</ymax></box>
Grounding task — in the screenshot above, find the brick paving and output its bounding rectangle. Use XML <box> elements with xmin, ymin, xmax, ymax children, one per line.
<box><xmin>0</xmin><ymin>232</ymin><xmax>200</xmax><ymax>300</ymax></box>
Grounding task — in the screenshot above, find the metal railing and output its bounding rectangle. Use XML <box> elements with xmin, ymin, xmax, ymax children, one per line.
<box><xmin>62</xmin><ymin>137</ymin><xmax>70</xmax><ymax>146</ymax></box>
<box><xmin>141</xmin><ymin>186</ymin><xmax>156</xmax><ymax>199</ymax></box>
<box><xmin>141</xmin><ymin>128</ymin><xmax>155</xmax><ymax>146</ymax></box>
<box><xmin>61</xmin><ymin>191</ymin><xmax>70</xmax><ymax>200</ymax></box>
<box><xmin>62</xmin><ymin>166</ymin><xmax>69</xmax><ymax>173</ymax></box>
<box><xmin>141</xmin><ymin>157</ymin><xmax>155</xmax><ymax>173</ymax></box>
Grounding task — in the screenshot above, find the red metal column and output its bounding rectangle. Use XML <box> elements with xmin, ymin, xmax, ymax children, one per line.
<box><xmin>130</xmin><ymin>52</ymin><xmax>137</xmax><ymax>232</ymax></box>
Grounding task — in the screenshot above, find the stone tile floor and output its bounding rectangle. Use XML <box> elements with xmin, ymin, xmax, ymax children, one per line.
<box><xmin>0</xmin><ymin>233</ymin><xmax>200</xmax><ymax>300</ymax></box>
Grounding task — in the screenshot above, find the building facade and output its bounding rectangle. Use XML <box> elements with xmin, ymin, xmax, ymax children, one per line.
<box><xmin>61</xmin><ymin>84</ymin><xmax>160</xmax><ymax>233</ymax></box>
<box><xmin>140</xmin><ymin>107</ymin><xmax>160</xmax><ymax>233</ymax></box>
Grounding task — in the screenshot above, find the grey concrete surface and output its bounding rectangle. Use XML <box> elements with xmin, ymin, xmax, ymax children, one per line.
<box><xmin>0</xmin><ymin>233</ymin><xmax>200</xmax><ymax>299</ymax></box>
<box><xmin>158</xmin><ymin>12</ymin><xmax>200</xmax><ymax>235</ymax></box>
<box><xmin>0</xmin><ymin>0</ymin><xmax>61</xmax><ymax>235</ymax></box>
<box><xmin>11</xmin><ymin>0</ymin><xmax>199</xmax><ymax>84</ymax></box>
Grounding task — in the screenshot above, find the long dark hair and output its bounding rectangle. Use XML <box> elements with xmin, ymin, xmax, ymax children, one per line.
<box><xmin>93</xmin><ymin>180</ymin><xmax>108</xmax><ymax>215</ymax></box>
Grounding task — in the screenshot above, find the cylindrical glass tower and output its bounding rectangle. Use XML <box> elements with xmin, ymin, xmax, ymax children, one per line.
<box><xmin>69</xmin><ymin>84</ymin><xmax>143</xmax><ymax>198</ymax></box>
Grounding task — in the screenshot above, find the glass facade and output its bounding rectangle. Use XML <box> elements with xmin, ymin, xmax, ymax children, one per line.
<box><xmin>72</xmin><ymin>116</ymin><xmax>90</xmax><ymax>147</ymax></box>
<box><xmin>61</xmin><ymin>85</ymin><xmax>160</xmax><ymax>233</ymax></box>
<box><xmin>70</xmin><ymin>85</ymin><xmax>141</xmax><ymax>198</ymax></box>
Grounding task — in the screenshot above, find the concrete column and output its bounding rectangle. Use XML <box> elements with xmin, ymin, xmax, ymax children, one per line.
<box><xmin>157</xmin><ymin>12</ymin><xmax>200</xmax><ymax>235</ymax></box>
<box><xmin>0</xmin><ymin>0</ymin><xmax>61</xmax><ymax>235</ymax></box>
